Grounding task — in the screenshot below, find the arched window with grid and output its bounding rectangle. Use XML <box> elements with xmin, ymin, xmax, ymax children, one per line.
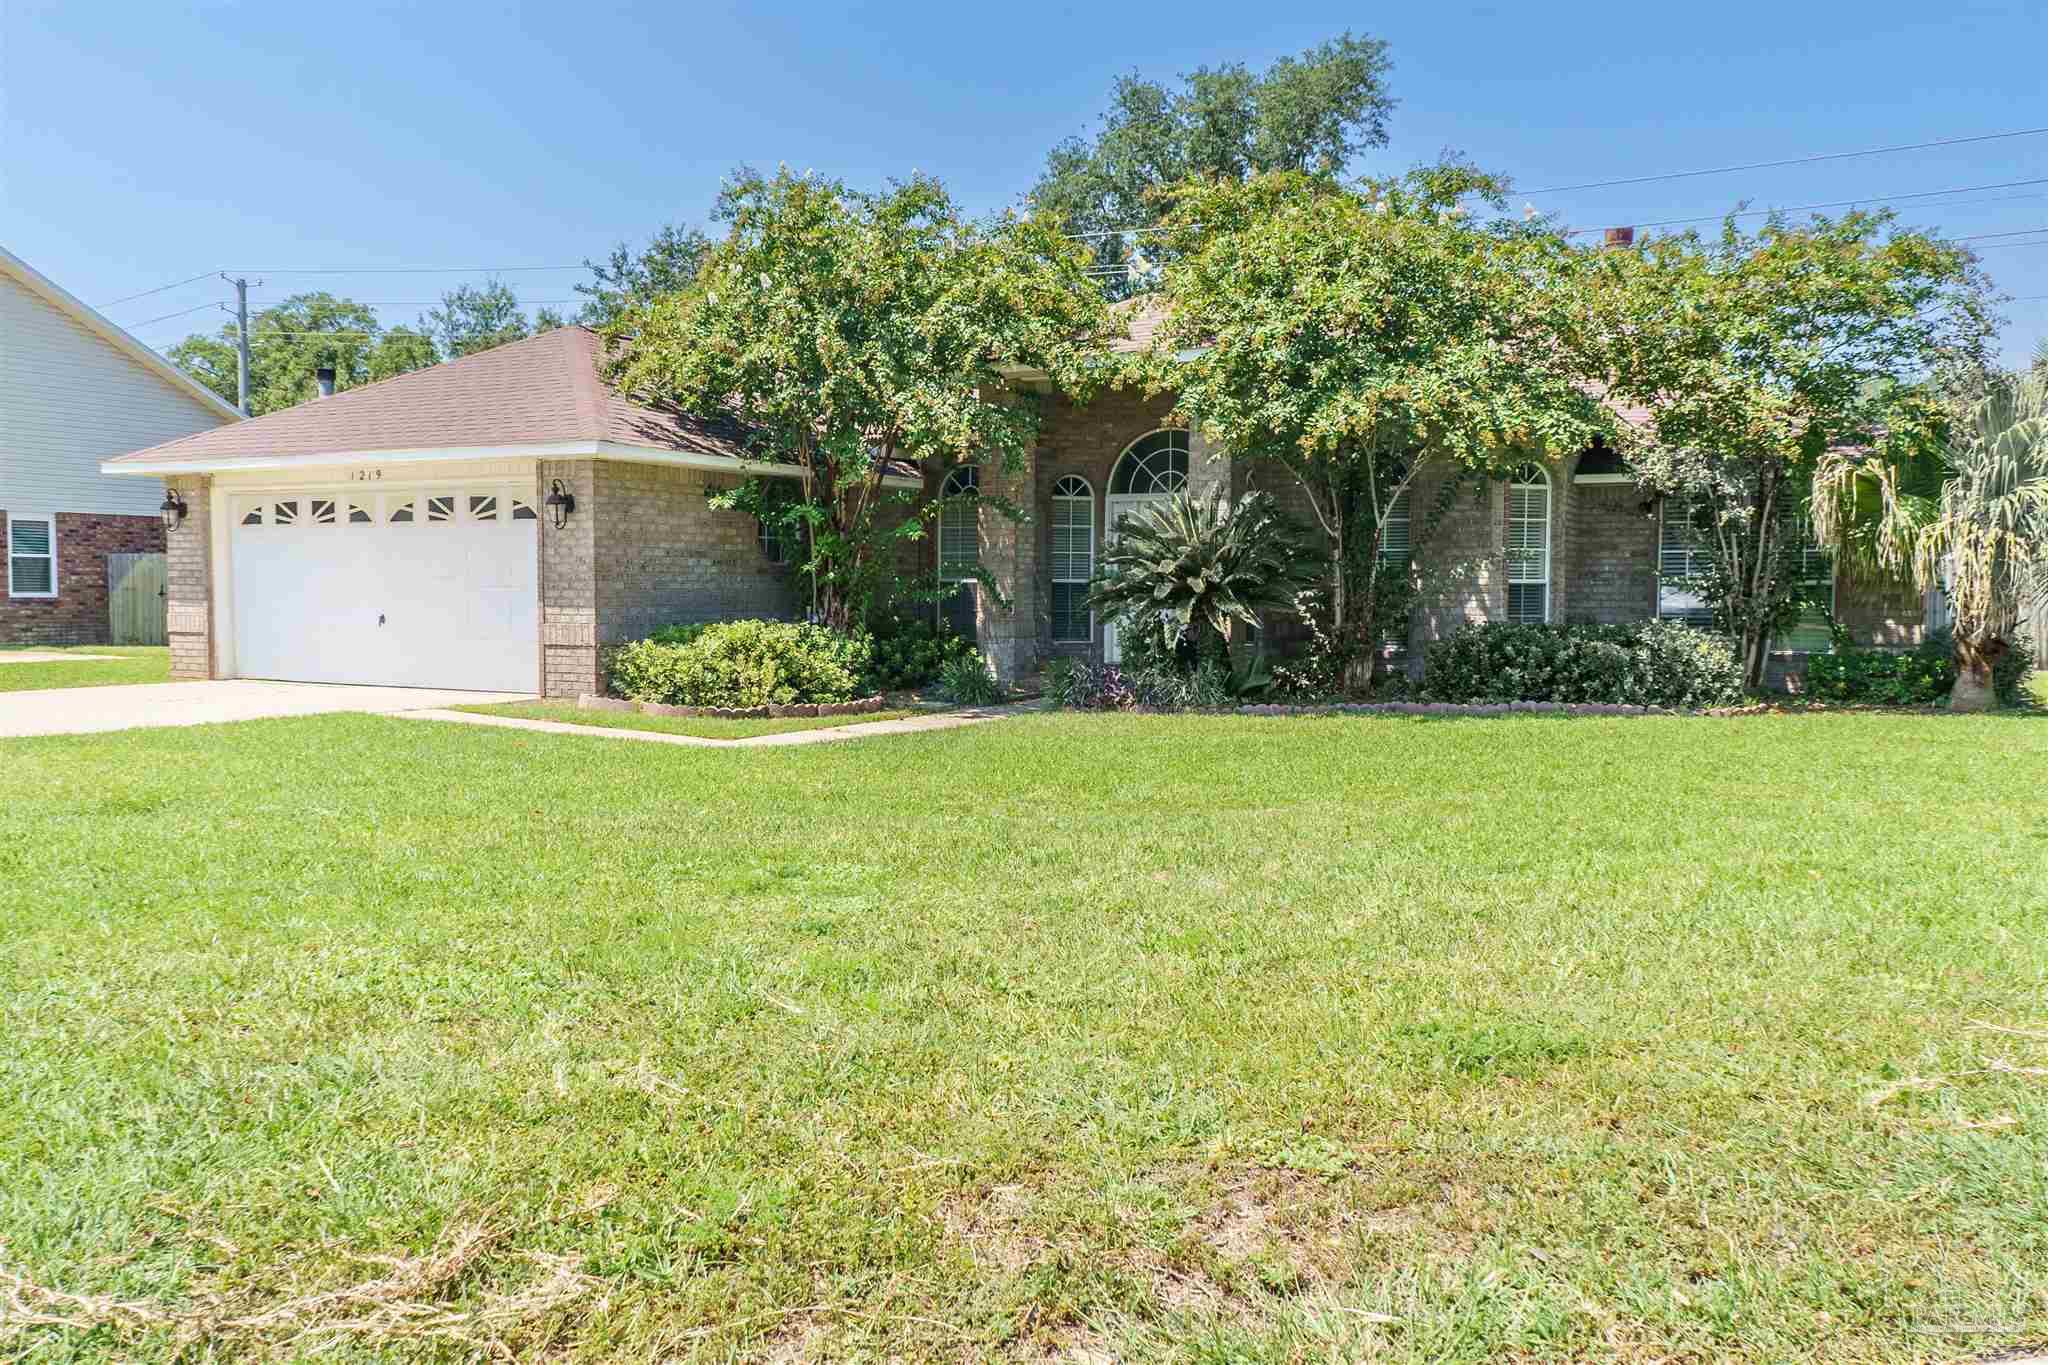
<box><xmin>937</xmin><ymin>465</ymin><xmax>980</xmax><ymax>639</ymax></box>
<box><xmin>1505</xmin><ymin>464</ymin><xmax>1551</xmax><ymax>624</ymax></box>
<box><xmin>1049</xmin><ymin>475</ymin><xmax>1094</xmax><ymax>642</ymax></box>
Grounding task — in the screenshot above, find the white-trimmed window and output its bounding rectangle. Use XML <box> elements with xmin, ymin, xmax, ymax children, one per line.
<box><xmin>1109</xmin><ymin>430</ymin><xmax>1190</xmax><ymax>495</ymax></box>
<box><xmin>1504</xmin><ymin>465</ymin><xmax>1550</xmax><ymax>623</ymax></box>
<box><xmin>8</xmin><ymin>515</ymin><xmax>57</xmax><ymax>598</ymax></box>
<box><xmin>1657</xmin><ymin>498</ymin><xmax>1716</xmax><ymax>627</ymax></box>
<box><xmin>937</xmin><ymin>465</ymin><xmax>980</xmax><ymax>637</ymax></box>
<box><xmin>1050</xmin><ymin>475</ymin><xmax>1094</xmax><ymax>642</ymax></box>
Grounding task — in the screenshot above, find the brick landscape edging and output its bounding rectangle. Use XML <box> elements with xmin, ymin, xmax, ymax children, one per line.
<box><xmin>1231</xmin><ymin>700</ymin><xmax>1772</xmax><ymax>718</ymax></box>
<box><xmin>580</xmin><ymin>694</ymin><xmax>888</xmax><ymax>721</ymax></box>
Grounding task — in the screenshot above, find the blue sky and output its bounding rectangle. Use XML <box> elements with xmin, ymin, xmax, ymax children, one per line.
<box><xmin>4</xmin><ymin>0</ymin><xmax>2044</xmax><ymax>365</ymax></box>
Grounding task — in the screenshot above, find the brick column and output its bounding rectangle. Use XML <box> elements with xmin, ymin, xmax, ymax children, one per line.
<box><xmin>539</xmin><ymin>459</ymin><xmax>600</xmax><ymax>697</ymax></box>
<box><xmin>164</xmin><ymin>475</ymin><xmax>214</xmax><ymax>679</ymax></box>
<box><xmin>976</xmin><ymin>451</ymin><xmax>1040</xmax><ymax>683</ymax></box>
<box><xmin>1185</xmin><ymin>423</ymin><xmax>1233</xmax><ymax>500</ymax></box>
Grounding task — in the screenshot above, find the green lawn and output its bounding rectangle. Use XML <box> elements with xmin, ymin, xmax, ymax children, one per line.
<box><xmin>454</xmin><ymin>698</ymin><xmax>922</xmax><ymax>739</ymax></box>
<box><xmin>0</xmin><ymin>644</ymin><xmax>169</xmax><ymax>692</ymax></box>
<box><xmin>2</xmin><ymin>710</ymin><xmax>2045</xmax><ymax>1362</ymax></box>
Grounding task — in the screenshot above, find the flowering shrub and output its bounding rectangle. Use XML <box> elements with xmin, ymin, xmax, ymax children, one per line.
<box><xmin>608</xmin><ymin>620</ymin><xmax>870</xmax><ymax>707</ymax></box>
<box><xmin>1421</xmin><ymin>621</ymin><xmax>1743</xmax><ymax>708</ymax></box>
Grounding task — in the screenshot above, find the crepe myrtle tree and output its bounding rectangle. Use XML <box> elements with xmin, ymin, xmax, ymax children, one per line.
<box><xmin>604</xmin><ymin>168</ymin><xmax>1114</xmax><ymax>633</ymax></box>
<box><xmin>1144</xmin><ymin>165</ymin><xmax>1613</xmax><ymax>689</ymax></box>
<box><xmin>1598</xmin><ymin>210</ymin><xmax>1992</xmax><ymax>690</ymax></box>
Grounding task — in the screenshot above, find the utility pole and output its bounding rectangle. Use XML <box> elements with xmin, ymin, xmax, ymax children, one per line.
<box><xmin>222</xmin><ymin>274</ymin><xmax>252</xmax><ymax>415</ymax></box>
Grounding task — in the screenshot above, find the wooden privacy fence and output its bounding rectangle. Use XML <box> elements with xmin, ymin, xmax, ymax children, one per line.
<box><xmin>108</xmin><ymin>552</ymin><xmax>167</xmax><ymax>645</ymax></box>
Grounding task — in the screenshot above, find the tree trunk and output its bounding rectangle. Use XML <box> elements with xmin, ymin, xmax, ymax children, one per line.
<box><xmin>1741</xmin><ymin>626</ymin><xmax>1769</xmax><ymax>694</ymax></box>
<box><xmin>1950</xmin><ymin>636</ymin><xmax>2006</xmax><ymax>712</ymax></box>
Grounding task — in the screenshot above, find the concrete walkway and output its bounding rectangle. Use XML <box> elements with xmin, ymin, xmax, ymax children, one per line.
<box><xmin>398</xmin><ymin>703</ymin><xmax>1026</xmax><ymax>748</ymax></box>
<box><xmin>0</xmin><ymin>651</ymin><xmax>132</xmax><ymax>663</ymax></box>
<box><xmin>0</xmin><ymin>680</ymin><xmax>534</xmax><ymax>738</ymax></box>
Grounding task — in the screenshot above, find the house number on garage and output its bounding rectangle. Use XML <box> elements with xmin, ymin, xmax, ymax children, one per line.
<box><xmin>348</xmin><ymin>469</ymin><xmax>384</xmax><ymax>481</ymax></box>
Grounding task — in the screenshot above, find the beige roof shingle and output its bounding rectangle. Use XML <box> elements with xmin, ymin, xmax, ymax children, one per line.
<box><xmin>105</xmin><ymin>326</ymin><xmax>749</xmax><ymax>470</ymax></box>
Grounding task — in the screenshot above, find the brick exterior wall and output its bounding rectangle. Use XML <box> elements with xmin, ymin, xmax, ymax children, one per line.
<box><xmin>535</xmin><ymin>458</ymin><xmax>802</xmax><ymax>698</ymax></box>
<box><xmin>591</xmin><ymin>461</ymin><xmax>797</xmax><ymax>641</ymax></box>
<box><xmin>1566</xmin><ymin>479</ymin><xmax>1657</xmax><ymax>624</ymax></box>
<box><xmin>539</xmin><ymin>460</ymin><xmax>600</xmax><ymax>698</ymax></box>
<box><xmin>1016</xmin><ymin>385</ymin><xmax>1182</xmax><ymax>669</ymax></box>
<box><xmin>0</xmin><ymin>508</ymin><xmax>166</xmax><ymax>646</ymax></box>
<box><xmin>163</xmin><ymin>476</ymin><xmax>213</xmax><ymax>678</ymax></box>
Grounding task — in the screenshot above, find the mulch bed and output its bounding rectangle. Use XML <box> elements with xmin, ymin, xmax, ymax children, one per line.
<box><xmin>579</xmin><ymin>694</ymin><xmax>888</xmax><ymax>721</ymax></box>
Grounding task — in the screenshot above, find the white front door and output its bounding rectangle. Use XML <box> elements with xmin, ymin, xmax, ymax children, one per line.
<box><xmin>1101</xmin><ymin>493</ymin><xmax>1167</xmax><ymax>665</ymax></box>
<box><xmin>228</xmin><ymin>485</ymin><xmax>539</xmax><ymax>692</ymax></box>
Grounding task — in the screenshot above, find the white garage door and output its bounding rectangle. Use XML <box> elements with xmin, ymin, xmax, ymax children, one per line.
<box><xmin>229</xmin><ymin>486</ymin><xmax>538</xmax><ymax>692</ymax></box>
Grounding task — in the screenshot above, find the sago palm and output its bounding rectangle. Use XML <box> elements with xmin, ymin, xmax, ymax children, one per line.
<box><xmin>1088</xmin><ymin>487</ymin><xmax>1309</xmax><ymax>661</ymax></box>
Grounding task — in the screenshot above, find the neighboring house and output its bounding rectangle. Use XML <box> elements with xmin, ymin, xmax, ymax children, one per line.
<box><xmin>103</xmin><ymin>307</ymin><xmax>1925</xmax><ymax>698</ymax></box>
<box><xmin>2</xmin><ymin>248</ymin><xmax>241</xmax><ymax>644</ymax></box>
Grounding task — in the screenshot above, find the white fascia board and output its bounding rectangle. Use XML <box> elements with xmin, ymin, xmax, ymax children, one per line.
<box><xmin>104</xmin><ymin>441</ymin><xmax>601</xmax><ymax>476</ymax></box>
<box><xmin>1572</xmin><ymin>473</ymin><xmax>1638</xmax><ymax>485</ymax></box>
<box><xmin>105</xmin><ymin>438</ymin><xmax>926</xmax><ymax>488</ymax></box>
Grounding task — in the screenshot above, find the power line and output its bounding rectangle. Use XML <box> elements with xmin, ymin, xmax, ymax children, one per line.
<box><xmin>225</xmin><ymin>264</ymin><xmax>585</xmax><ymax>275</ymax></box>
<box><xmin>123</xmin><ymin>300</ymin><xmax>227</xmax><ymax>330</ymax></box>
<box><xmin>1520</xmin><ymin>126</ymin><xmax>2048</xmax><ymax>196</ymax></box>
<box><xmin>1561</xmin><ymin>177</ymin><xmax>2048</xmax><ymax>234</ymax></box>
<box><xmin>1951</xmin><ymin>225</ymin><xmax>2048</xmax><ymax>243</ymax></box>
<box><xmin>96</xmin><ymin>270</ymin><xmax>222</xmax><ymax>309</ymax></box>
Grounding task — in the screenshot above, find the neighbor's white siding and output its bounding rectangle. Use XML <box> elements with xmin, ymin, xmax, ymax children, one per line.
<box><xmin>0</xmin><ymin>268</ymin><xmax>230</xmax><ymax>516</ymax></box>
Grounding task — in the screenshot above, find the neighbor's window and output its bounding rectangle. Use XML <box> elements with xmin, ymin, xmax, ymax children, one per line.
<box><xmin>1050</xmin><ymin>475</ymin><xmax>1094</xmax><ymax>642</ymax></box>
<box><xmin>1505</xmin><ymin>465</ymin><xmax>1550</xmax><ymax>624</ymax></box>
<box><xmin>1657</xmin><ymin>498</ymin><xmax>1716</xmax><ymax>628</ymax></box>
<box><xmin>937</xmin><ymin>465</ymin><xmax>980</xmax><ymax>638</ymax></box>
<box><xmin>7</xmin><ymin>514</ymin><xmax>56</xmax><ymax>598</ymax></box>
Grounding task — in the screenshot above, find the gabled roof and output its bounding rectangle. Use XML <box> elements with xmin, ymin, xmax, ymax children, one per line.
<box><xmin>103</xmin><ymin>326</ymin><xmax>763</xmax><ymax>474</ymax></box>
<box><xmin>1</xmin><ymin>246</ymin><xmax>244</xmax><ymax>423</ymax></box>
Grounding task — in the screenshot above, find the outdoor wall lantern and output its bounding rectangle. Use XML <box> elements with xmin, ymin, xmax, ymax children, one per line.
<box><xmin>545</xmin><ymin>479</ymin><xmax>576</xmax><ymax>530</ymax></box>
<box><xmin>159</xmin><ymin>489</ymin><xmax>188</xmax><ymax>532</ymax></box>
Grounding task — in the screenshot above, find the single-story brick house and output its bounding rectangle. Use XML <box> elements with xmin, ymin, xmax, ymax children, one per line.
<box><xmin>3</xmin><ymin>246</ymin><xmax>241</xmax><ymax>645</ymax></box>
<box><xmin>104</xmin><ymin>309</ymin><xmax>1929</xmax><ymax>696</ymax></box>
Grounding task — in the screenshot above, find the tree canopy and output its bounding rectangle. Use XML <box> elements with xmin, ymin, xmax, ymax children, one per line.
<box><xmin>168</xmin><ymin>292</ymin><xmax>385</xmax><ymax>415</ymax></box>
<box><xmin>1146</xmin><ymin>166</ymin><xmax>1612</xmax><ymax>683</ymax></box>
<box><xmin>1597</xmin><ymin>211</ymin><xmax>1993</xmax><ymax>686</ymax></box>
<box><xmin>604</xmin><ymin>167</ymin><xmax>1113</xmax><ymax>631</ymax></box>
<box><xmin>1030</xmin><ymin>34</ymin><xmax>1394</xmax><ymax>293</ymax></box>
<box><xmin>167</xmin><ymin>281</ymin><xmax>565</xmax><ymax>414</ymax></box>
<box><xmin>576</xmin><ymin>223</ymin><xmax>714</xmax><ymax>328</ymax></box>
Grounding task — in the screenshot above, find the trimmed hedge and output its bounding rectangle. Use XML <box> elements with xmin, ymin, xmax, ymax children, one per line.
<box><xmin>607</xmin><ymin>621</ymin><xmax>870</xmax><ymax>708</ymax></box>
<box><xmin>1421</xmin><ymin>621</ymin><xmax>1744</xmax><ymax>708</ymax></box>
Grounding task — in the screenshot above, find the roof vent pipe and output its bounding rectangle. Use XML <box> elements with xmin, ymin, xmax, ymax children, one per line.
<box><xmin>315</xmin><ymin>366</ymin><xmax>336</xmax><ymax>398</ymax></box>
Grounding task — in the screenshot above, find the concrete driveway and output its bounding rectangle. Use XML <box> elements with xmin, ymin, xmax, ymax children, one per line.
<box><xmin>0</xmin><ymin>680</ymin><xmax>534</xmax><ymax>739</ymax></box>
